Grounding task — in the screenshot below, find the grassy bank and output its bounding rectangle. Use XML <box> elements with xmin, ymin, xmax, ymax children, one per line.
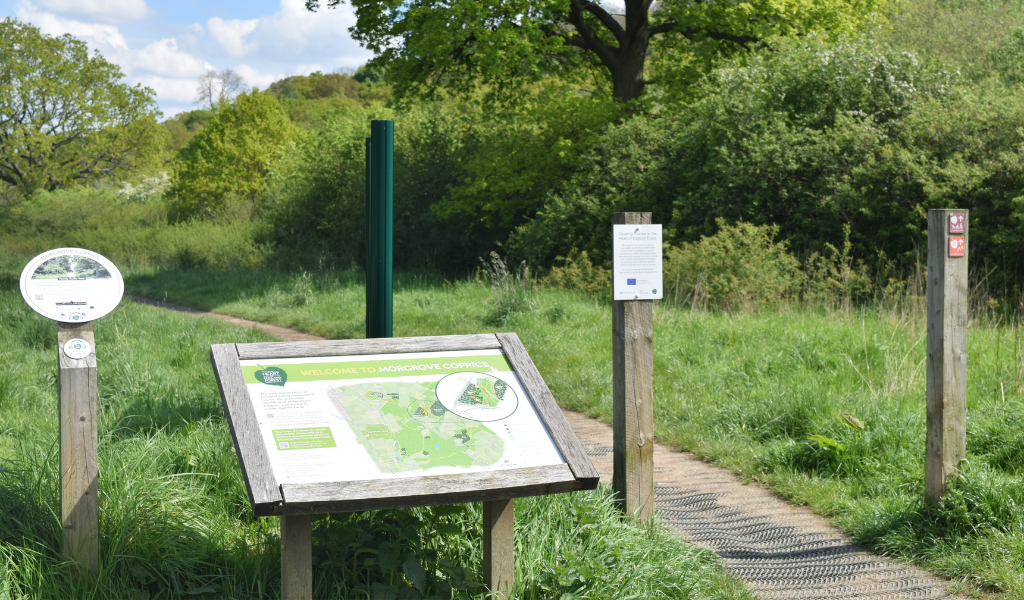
<box><xmin>0</xmin><ymin>272</ymin><xmax>749</xmax><ymax>599</ymax></box>
<box><xmin>124</xmin><ymin>265</ymin><xmax>1024</xmax><ymax>597</ymax></box>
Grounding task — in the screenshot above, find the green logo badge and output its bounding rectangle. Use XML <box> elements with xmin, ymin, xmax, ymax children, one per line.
<box><xmin>255</xmin><ymin>366</ymin><xmax>287</xmax><ymax>386</ymax></box>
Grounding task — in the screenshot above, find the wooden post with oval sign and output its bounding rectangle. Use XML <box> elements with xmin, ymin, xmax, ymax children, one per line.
<box><xmin>19</xmin><ymin>248</ymin><xmax>125</xmax><ymax>574</ymax></box>
<box><xmin>926</xmin><ymin>209</ymin><xmax>968</xmax><ymax>505</ymax></box>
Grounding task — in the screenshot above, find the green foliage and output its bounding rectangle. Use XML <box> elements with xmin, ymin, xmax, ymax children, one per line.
<box><xmin>542</xmin><ymin>249</ymin><xmax>611</xmax><ymax>296</ymax></box>
<box><xmin>883</xmin><ymin>0</ymin><xmax>1024</xmax><ymax>81</ymax></box>
<box><xmin>268</xmin><ymin>71</ymin><xmax>361</xmax><ymax>101</ymax></box>
<box><xmin>308</xmin><ymin>0</ymin><xmax>885</xmax><ymax>103</ymax></box>
<box><xmin>508</xmin><ymin>115</ymin><xmax>674</xmax><ymax>268</ymax></box>
<box><xmin>664</xmin><ymin>221</ymin><xmax>804</xmax><ymax>311</ymax></box>
<box><xmin>434</xmin><ymin>82</ymin><xmax>620</xmax><ymax>228</ymax></box>
<box><xmin>0</xmin><ymin>18</ymin><xmax>164</xmax><ymax>196</ymax></box>
<box><xmin>168</xmin><ymin>91</ymin><xmax>300</xmax><ymax>220</ymax></box>
<box><xmin>0</xmin><ymin>188</ymin><xmax>270</xmax><ymax>269</ymax></box>
<box><xmin>477</xmin><ymin>252</ymin><xmax>535</xmax><ymax>327</ymax></box>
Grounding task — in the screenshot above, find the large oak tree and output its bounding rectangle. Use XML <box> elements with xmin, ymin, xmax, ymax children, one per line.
<box><xmin>305</xmin><ymin>0</ymin><xmax>885</xmax><ymax>103</ymax></box>
<box><xmin>0</xmin><ymin>19</ymin><xmax>162</xmax><ymax>196</ymax></box>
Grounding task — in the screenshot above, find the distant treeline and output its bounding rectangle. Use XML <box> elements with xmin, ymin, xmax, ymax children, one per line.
<box><xmin>6</xmin><ymin>1</ymin><xmax>1024</xmax><ymax>301</ymax></box>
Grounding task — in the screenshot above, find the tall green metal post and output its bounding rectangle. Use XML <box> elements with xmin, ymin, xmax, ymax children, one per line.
<box><xmin>366</xmin><ymin>121</ymin><xmax>393</xmax><ymax>338</ymax></box>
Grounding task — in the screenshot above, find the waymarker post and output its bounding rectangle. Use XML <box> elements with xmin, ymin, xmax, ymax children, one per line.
<box><xmin>926</xmin><ymin>209</ymin><xmax>969</xmax><ymax>505</ymax></box>
<box><xmin>18</xmin><ymin>248</ymin><xmax>124</xmax><ymax>576</ymax></box>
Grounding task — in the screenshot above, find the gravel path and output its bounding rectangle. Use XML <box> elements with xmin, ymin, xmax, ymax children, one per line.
<box><xmin>136</xmin><ymin>295</ymin><xmax>957</xmax><ymax>599</ymax></box>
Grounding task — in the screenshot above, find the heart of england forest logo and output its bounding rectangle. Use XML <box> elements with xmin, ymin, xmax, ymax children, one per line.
<box><xmin>254</xmin><ymin>366</ymin><xmax>287</xmax><ymax>386</ymax></box>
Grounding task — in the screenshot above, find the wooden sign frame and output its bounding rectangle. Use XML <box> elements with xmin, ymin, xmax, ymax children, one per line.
<box><xmin>210</xmin><ymin>332</ymin><xmax>600</xmax><ymax>517</ymax></box>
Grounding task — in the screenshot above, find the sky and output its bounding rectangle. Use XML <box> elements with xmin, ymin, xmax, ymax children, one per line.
<box><xmin>0</xmin><ymin>0</ymin><xmax>374</xmax><ymax>118</ymax></box>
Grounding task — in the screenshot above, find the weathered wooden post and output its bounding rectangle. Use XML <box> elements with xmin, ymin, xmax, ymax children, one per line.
<box><xmin>19</xmin><ymin>248</ymin><xmax>124</xmax><ymax>575</ymax></box>
<box><xmin>483</xmin><ymin>497</ymin><xmax>514</xmax><ymax>599</ymax></box>
<box><xmin>611</xmin><ymin>212</ymin><xmax>660</xmax><ymax>519</ymax></box>
<box><xmin>926</xmin><ymin>209</ymin><xmax>968</xmax><ymax>505</ymax></box>
<box><xmin>58</xmin><ymin>321</ymin><xmax>99</xmax><ymax>574</ymax></box>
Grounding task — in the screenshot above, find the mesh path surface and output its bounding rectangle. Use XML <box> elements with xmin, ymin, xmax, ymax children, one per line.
<box><xmin>563</xmin><ymin>410</ymin><xmax>955</xmax><ymax>600</ymax></box>
<box><xmin>135</xmin><ymin>296</ymin><xmax>956</xmax><ymax>599</ymax></box>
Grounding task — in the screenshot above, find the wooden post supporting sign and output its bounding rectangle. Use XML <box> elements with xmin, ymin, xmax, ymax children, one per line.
<box><xmin>281</xmin><ymin>514</ymin><xmax>312</xmax><ymax>600</ymax></box>
<box><xmin>58</xmin><ymin>321</ymin><xmax>100</xmax><ymax>574</ymax></box>
<box><xmin>20</xmin><ymin>248</ymin><xmax>123</xmax><ymax>576</ymax></box>
<box><xmin>926</xmin><ymin>209</ymin><xmax>968</xmax><ymax>505</ymax></box>
<box><xmin>612</xmin><ymin>212</ymin><xmax>656</xmax><ymax>519</ymax></box>
<box><xmin>483</xmin><ymin>497</ymin><xmax>514</xmax><ymax>599</ymax></box>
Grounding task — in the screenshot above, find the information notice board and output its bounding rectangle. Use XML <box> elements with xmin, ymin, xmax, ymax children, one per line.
<box><xmin>211</xmin><ymin>334</ymin><xmax>599</xmax><ymax>516</ymax></box>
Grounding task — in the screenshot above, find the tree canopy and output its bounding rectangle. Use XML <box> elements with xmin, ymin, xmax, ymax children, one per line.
<box><xmin>0</xmin><ymin>18</ymin><xmax>163</xmax><ymax>197</ymax></box>
<box><xmin>305</xmin><ymin>0</ymin><xmax>886</xmax><ymax>103</ymax></box>
<box><xmin>168</xmin><ymin>90</ymin><xmax>300</xmax><ymax>220</ymax></box>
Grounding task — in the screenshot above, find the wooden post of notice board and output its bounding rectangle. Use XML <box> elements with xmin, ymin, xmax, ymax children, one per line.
<box><xmin>612</xmin><ymin>212</ymin><xmax>655</xmax><ymax>520</ymax></box>
<box><xmin>926</xmin><ymin>209</ymin><xmax>969</xmax><ymax>505</ymax></box>
<box><xmin>483</xmin><ymin>497</ymin><xmax>514</xmax><ymax>599</ymax></box>
<box><xmin>58</xmin><ymin>321</ymin><xmax>99</xmax><ymax>575</ymax></box>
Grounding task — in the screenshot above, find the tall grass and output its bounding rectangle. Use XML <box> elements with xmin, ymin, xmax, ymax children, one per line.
<box><xmin>0</xmin><ymin>273</ymin><xmax>748</xmax><ymax>599</ymax></box>
<box><xmin>116</xmin><ymin>263</ymin><xmax>1024</xmax><ymax>597</ymax></box>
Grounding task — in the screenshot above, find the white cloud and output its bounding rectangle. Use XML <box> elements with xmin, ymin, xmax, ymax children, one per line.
<box><xmin>233</xmin><ymin>64</ymin><xmax>286</xmax><ymax>89</ymax></box>
<box><xmin>18</xmin><ymin>4</ymin><xmax>128</xmax><ymax>49</ymax></box>
<box><xmin>133</xmin><ymin>38</ymin><xmax>213</xmax><ymax>79</ymax></box>
<box><xmin>295</xmin><ymin>63</ymin><xmax>323</xmax><ymax>76</ymax></box>
<box><xmin>207</xmin><ymin>16</ymin><xmax>258</xmax><ymax>58</ymax></box>
<box><xmin>33</xmin><ymin>0</ymin><xmax>151</xmax><ymax>23</ymax></box>
<box><xmin>133</xmin><ymin>75</ymin><xmax>201</xmax><ymax>104</ymax></box>
<box><xmin>202</xmin><ymin>0</ymin><xmax>370</xmax><ymax>67</ymax></box>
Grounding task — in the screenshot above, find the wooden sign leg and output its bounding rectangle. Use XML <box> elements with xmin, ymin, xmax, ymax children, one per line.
<box><xmin>483</xmin><ymin>499</ymin><xmax>514</xmax><ymax>599</ymax></box>
<box><xmin>925</xmin><ymin>209</ymin><xmax>968</xmax><ymax>504</ymax></box>
<box><xmin>612</xmin><ymin>212</ymin><xmax>655</xmax><ymax>520</ymax></box>
<box><xmin>58</xmin><ymin>322</ymin><xmax>99</xmax><ymax>575</ymax></box>
<box><xmin>281</xmin><ymin>514</ymin><xmax>313</xmax><ymax>600</ymax></box>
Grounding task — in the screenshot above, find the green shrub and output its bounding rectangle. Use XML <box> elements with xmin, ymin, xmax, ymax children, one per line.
<box><xmin>168</xmin><ymin>91</ymin><xmax>300</xmax><ymax>221</ymax></box>
<box><xmin>542</xmin><ymin>249</ymin><xmax>611</xmax><ymax>296</ymax></box>
<box><xmin>664</xmin><ymin>221</ymin><xmax>803</xmax><ymax>311</ymax></box>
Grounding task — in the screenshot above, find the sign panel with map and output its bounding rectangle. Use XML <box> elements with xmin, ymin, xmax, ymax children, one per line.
<box><xmin>240</xmin><ymin>349</ymin><xmax>563</xmax><ymax>485</ymax></box>
<box><xmin>211</xmin><ymin>334</ymin><xmax>599</xmax><ymax>516</ymax></box>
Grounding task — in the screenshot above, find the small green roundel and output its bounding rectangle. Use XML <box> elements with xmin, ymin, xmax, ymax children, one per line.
<box><xmin>255</xmin><ymin>366</ymin><xmax>287</xmax><ymax>386</ymax></box>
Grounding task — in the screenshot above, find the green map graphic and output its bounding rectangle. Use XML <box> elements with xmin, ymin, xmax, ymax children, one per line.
<box><xmin>456</xmin><ymin>377</ymin><xmax>507</xmax><ymax>407</ymax></box>
<box><xmin>329</xmin><ymin>381</ymin><xmax>504</xmax><ymax>474</ymax></box>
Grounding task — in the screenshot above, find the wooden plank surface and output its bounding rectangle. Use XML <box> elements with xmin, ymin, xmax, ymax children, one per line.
<box><xmin>281</xmin><ymin>514</ymin><xmax>313</xmax><ymax>600</ymax></box>
<box><xmin>926</xmin><ymin>209</ymin><xmax>968</xmax><ymax>504</ymax></box>
<box><xmin>483</xmin><ymin>498</ymin><xmax>514</xmax><ymax>599</ymax></box>
<box><xmin>58</xmin><ymin>321</ymin><xmax>99</xmax><ymax>574</ymax></box>
<box><xmin>236</xmin><ymin>334</ymin><xmax>501</xmax><ymax>360</ymax></box>
<box><xmin>210</xmin><ymin>344</ymin><xmax>282</xmax><ymax>516</ymax></box>
<box><xmin>279</xmin><ymin>464</ymin><xmax>578</xmax><ymax>514</ymax></box>
<box><xmin>495</xmin><ymin>333</ymin><xmax>600</xmax><ymax>486</ymax></box>
<box><xmin>612</xmin><ymin>212</ymin><xmax>656</xmax><ymax>520</ymax></box>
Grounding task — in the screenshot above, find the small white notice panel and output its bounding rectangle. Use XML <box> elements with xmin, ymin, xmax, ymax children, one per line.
<box><xmin>20</xmin><ymin>248</ymin><xmax>124</xmax><ymax>323</ymax></box>
<box><xmin>613</xmin><ymin>224</ymin><xmax>663</xmax><ymax>300</ymax></box>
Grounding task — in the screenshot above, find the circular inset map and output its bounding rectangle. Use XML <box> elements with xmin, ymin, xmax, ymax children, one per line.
<box><xmin>435</xmin><ymin>372</ymin><xmax>518</xmax><ymax>422</ymax></box>
<box><xmin>19</xmin><ymin>248</ymin><xmax>123</xmax><ymax>323</ymax></box>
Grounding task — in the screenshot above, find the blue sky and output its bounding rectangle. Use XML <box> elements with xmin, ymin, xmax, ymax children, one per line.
<box><xmin>0</xmin><ymin>0</ymin><xmax>374</xmax><ymax>117</ymax></box>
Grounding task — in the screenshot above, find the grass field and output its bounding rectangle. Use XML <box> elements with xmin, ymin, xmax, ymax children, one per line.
<box><xmin>124</xmin><ymin>265</ymin><xmax>1024</xmax><ymax>598</ymax></box>
<box><xmin>0</xmin><ymin>269</ymin><xmax>751</xmax><ymax>600</ymax></box>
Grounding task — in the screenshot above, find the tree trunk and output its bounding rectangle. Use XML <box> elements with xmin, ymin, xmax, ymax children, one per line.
<box><xmin>609</xmin><ymin>39</ymin><xmax>649</xmax><ymax>103</ymax></box>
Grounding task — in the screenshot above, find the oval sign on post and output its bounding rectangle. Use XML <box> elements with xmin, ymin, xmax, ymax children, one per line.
<box><xmin>63</xmin><ymin>338</ymin><xmax>92</xmax><ymax>360</ymax></box>
<box><xmin>19</xmin><ymin>248</ymin><xmax>124</xmax><ymax>322</ymax></box>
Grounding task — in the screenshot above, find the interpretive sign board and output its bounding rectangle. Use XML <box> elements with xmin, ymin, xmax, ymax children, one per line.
<box><xmin>210</xmin><ymin>333</ymin><xmax>600</xmax><ymax>517</ymax></box>
<box><xmin>612</xmin><ymin>224</ymin><xmax>663</xmax><ymax>300</ymax></box>
<box><xmin>20</xmin><ymin>248</ymin><xmax>123</xmax><ymax>323</ymax></box>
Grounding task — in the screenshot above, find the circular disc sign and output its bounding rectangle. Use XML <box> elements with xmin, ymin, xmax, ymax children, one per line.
<box><xmin>434</xmin><ymin>371</ymin><xmax>519</xmax><ymax>422</ymax></box>
<box><xmin>20</xmin><ymin>248</ymin><xmax>124</xmax><ymax>323</ymax></box>
<box><xmin>63</xmin><ymin>338</ymin><xmax>92</xmax><ymax>359</ymax></box>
